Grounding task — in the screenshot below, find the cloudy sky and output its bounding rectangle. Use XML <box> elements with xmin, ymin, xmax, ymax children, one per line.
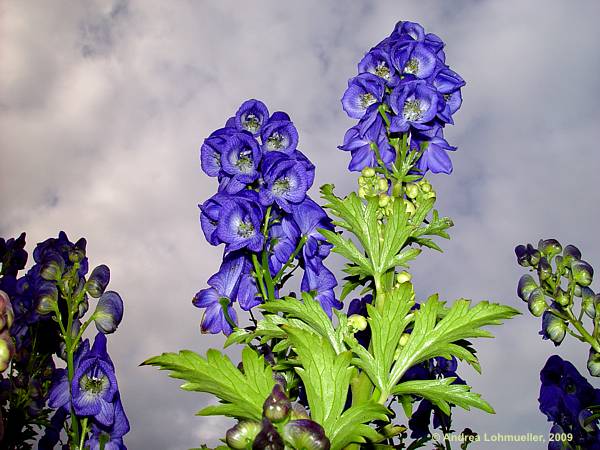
<box><xmin>2</xmin><ymin>1</ymin><xmax>600</xmax><ymax>448</ymax></box>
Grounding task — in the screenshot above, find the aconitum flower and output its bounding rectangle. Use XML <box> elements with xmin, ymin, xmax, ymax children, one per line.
<box><xmin>86</xmin><ymin>395</ymin><xmax>130</xmax><ymax>450</ymax></box>
<box><xmin>48</xmin><ymin>340</ymin><xmax>90</xmax><ymax>410</ymax></box>
<box><xmin>219</xmin><ymin>132</ymin><xmax>262</xmax><ymax>194</ymax></box>
<box><xmin>389</xmin><ymin>78</ymin><xmax>438</xmax><ymax>133</ymax></box>
<box><xmin>259</xmin><ymin>152</ymin><xmax>309</xmax><ymax>212</ymax></box>
<box><xmin>341</xmin><ymin>73</ymin><xmax>385</xmax><ymax>119</ymax></box>
<box><xmin>200</xmin><ymin>127</ymin><xmax>237</xmax><ymax>177</ymax></box>
<box><xmin>410</xmin><ymin>125</ymin><xmax>456</xmax><ymax>174</ymax></box>
<box><xmin>193</xmin><ymin>252</ymin><xmax>249</xmax><ymax>334</ymax></box>
<box><xmin>268</xmin><ymin>219</ymin><xmax>300</xmax><ymax>275</ymax></box>
<box><xmin>71</xmin><ymin>333</ymin><xmax>119</xmax><ymax>427</ymax></box>
<box><xmin>291</xmin><ymin>198</ymin><xmax>333</xmax><ymax>272</ymax></box>
<box><xmin>216</xmin><ymin>195</ymin><xmax>265</xmax><ymax>252</ymax></box>
<box><xmin>358</xmin><ymin>48</ymin><xmax>398</xmax><ymax>86</ymax></box>
<box><xmin>235</xmin><ymin>99</ymin><xmax>269</xmax><ymax>136</ymax></box>
<box><xmin>260</xmin><ymin>119</ymin><xmax>299</xmax><ymax>154</ymax></box>
<box><xmin>391</xmin><ymin>42</ymin><xmax>438</xmax><ymax>80</ymax></box>
<box><xmin>301</xmin><ymin>262</ymin><xmax>341</xmax><ymax>316</ymax></box>
<box><xmin>0</xmin><ymin>232</ymin><xmax>27</xmax><ymax>277</ymax></box>
<box><xmin>86</xmin><ymin>264</ymin><xmax>111</xmax><ymax>298</ymax></box>
<box><xmin>93</xmin><ymin>291</ymin><xmax>124</xmax><ymax>334</ymax></box>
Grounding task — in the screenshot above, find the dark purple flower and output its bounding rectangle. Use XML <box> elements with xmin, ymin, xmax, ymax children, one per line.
<box><xmin>259</xmin><ymin>153</ymin><xmax>309</xmax><ymax>212</ymax></box>
<box><xmin>235</xmin><ymin>99</ymin><xmax>269</xmax><ymax>136</ymax></box>
<box><xmin>410</xmin><ymin>125</ymin><xmax>456</xmax><ymax>174</ymax></box>
<box><xmin>33</xmin><ymin>231</ymin><xmax>88</xmax><ymax>277</ymax></box>
<box><xmin>358</xmin><ymin>48</ymin><xmax>398</xmax><ymax>86</ymax></box>
<box><xmin>260</xmin><ymin>119</ymin><xmax>298</xmax><ymax>154</ymax></box>
<box><xmin>199</xmin><ymin>193</ymin><xmax>229</xmax><ymax>246</ymax></box>
<box><xmin>268</xmin><ymin>218</ymin><xmax>300</xmax><ymax>276</ymax></box>
<box><xmin>389</xmin><ymin>78</ymin><xmax>438</xmax><ymax>133</ymax></box>
<box><xmin>48</xmin><ymin>341</ymin><xmax>90</xmax><ymax>410</ymax></box>
<box><xmin>290</xmin><ymin>150</ymin><xmax>315</xmax><ymax>189</ymax></box>
<box><xmin>94</xmin><ymin>291</ymin><xmax>124</xmax><ymax>334</ymax></box>
<box><xmin>219</xmin><ymin>132</ymin><xmax>262</xmax><ymax>194</ymax></box>
<box><xmin>338</xmin><ymin>105</ymin><xmax>395</xmax><ymax>172</ymax></box>
<box><xmin>200</xmin><ymin>126</ymin><xmax>237</xmax><ymax>177</ymax></box>
<box><xmin>71</xmin><ymin>333</ymin><xmax>118</xmax><ymax>427</ymax></box>
<box><xmin>86</xmin><ymin>265</ymin><xmax>110</xmax><ymax>298</ymax></box>
<box><xmin>193</xmin><ymin>252</ymin><xmax>249</xmax><ymax>334</ymax></box>
<box><xmin>216</xmin><ymin>195</ymin><xmax>265</xmax><ymax>252</ymax></box>
<box><xmin>301</xmin><ymin>262</ymin><xmax>341</xmax><ymax>316</ymax></box>
<box><xmin>86</xmin><ymin>395</ymin><xmax>130</xmax><ymax>450</ymax></box>
<box><xmin>0</xmin><ymin>232</ymin><xmax>27</xmax><ymax>277</ymax></box>
<box><xmin>341</xmin><ymin>73</ymin><xmax>385</xmax><ymax>119</ymax></box>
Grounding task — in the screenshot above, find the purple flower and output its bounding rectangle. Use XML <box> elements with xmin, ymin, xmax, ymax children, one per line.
<box><xmin>259</xmin><ymin>152</ymin><xmax>309</xmax><ymax>212</ymax></box>
<box><xmin>260</xmin><ymin>119</ymin><xmax>299</xmax><ymax>154</ymax></box>
<box><xmin>199</xmin><ymin>193</ymin><xmax>229</xmax><ymax>246</ymax></box>
<box><xmin>216</xmin><ymin>195</ymin><xmax>264</xmax><ymax>252</ymax></box>
<box><xmin>341</xmin><ymin>73</ymin><xmax>385</xmax><ymax>119</ymax></box>
<box><xmin>71</xmin><ymin>333</ymin><xmax>119</xmax><ymax>427</ymax></box>
<box><xmin>48</xmin><ymin>340</ymin><xmax>91</xmax><ymax>410</ymax></box>
<box><xmin>193</xmin><ymin>252</ymin><xmax>248</xmax><ymax>334</ymax></box>
<box><xmin>301</xmin><ymin>262</ymin><xmax>341</xmax><ymax>316</ymax></box>
<box><xmin>0</xmin><ymin>232</ymin><xmax>27</xmax><ymax>277</ymax></box>
<box><xmin>358</xmin><ymin>48</ymin><xmax>398</xmax><ymax>86</ymax></box>
<box><xmin>86</xmin><ymin>395</ymin><xmax>130</xmax><ymax>450</ymax></box>
<box><xmin>390</xmin><ymin>21</ymin><xmax>445</xmax><ymax>55</ymax></box>
<box><xmin>410</xmin><ymin>125</ymin><xmax>456</xmax><ymax>174</ymax></box>
<box><xmin>290</xmin><ymin>150</ymin><xmax>315</xmax><ymax>189</ymax></box>
<box><xmin>338</xmin><ymin>105</ymin><xmax>394</xmax><ymax>172</ymax></box>
<box><xmin>391</xmin><ymin>42</ymin><xmax>438</xmax><ymax>80</ymax></box>
<box><xmin>291</xmin><ymin>197</ymin><xmax>333</xmax><ymax>273</ymax></box>
<box><xmin>94</xmin><ymin>291</ymin><xmax>124</xmax><ymax>334</ymax></box>
<box><xmin>268</xmin><ymin>218</ymin><xmax>300</xmax><ymax>275</ymax></box>
<box><xmin>219</xmin><ymin>132</ymin><xmax>262</xmax><ymax>194</ymax></box>
<box><xmin>200</xmin><ymin>127</ymin><xmax>237</xmax><ymax>177</ymax></box>
<box><xmin>235</xmin><ymin>99</ymin><xmax>269</xmax><ymax>136</ymax></box>
<box><xmin>389</xmin><ymin>78</ymin><xmax>439</xmax><ymax>133</ymax></box>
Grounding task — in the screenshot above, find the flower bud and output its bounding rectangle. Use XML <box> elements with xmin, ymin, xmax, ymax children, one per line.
<box><xmin>538</xmin><ymin>239</ymin><xmax>562</xmax><ymax>259</ymax></box>
<box><xmin>272</xmin><ymin>372</ymin><xmax>287</xmax><ymax>391</ymax></box>
<box><xmin>528</xmin><ymin>288</ymin><xmax>547</xmax><ymax>317</ymax></box>
<box><xmin>0</xmin><ymin>291</ymin><xmax>14</xmax><ymax>331</ymax></box>
<box><xmin>399</xmin><ymin>333</ymin><xmax>410</xmax><ymax>347</ymax></box>
<box><xmin>289</xmin><ymin>404</ymin><xmax>310</xmax><ymax>420</ymax></box>
<box><xmin>263</xmin><ymin>384</ymin><xmax>291</xmax><ymax>423</ymax></box>
<box><xmin>405</xmin><ymin>183</ymin><xmax>419</xmax><ymax>199</ymax></box>
<box><xmin>40</xmin><ymin>252</ymin><xmax>65</xmax><ymax>281</ymax></box>
<box><xmin>517</xmin><ymin>275</ymin><xmax>537</xmax><ymax>302</ymax></box>
<box><xmin>78</xmin><ymin>297</ymin><xmax>89</xmax><ymax>318</ymax></box>
<box><xmin>527</xmin><ymin>244</ymin><xmax>541</xmax><ymax>266</ymax></box>
<box><xmin>282</xmin><ymin>419</ymin><xmax>331</xmax><ymax>450</ymax></box>
<box><xmin>357</xmin><ymin>187</ymin><xmax>367</xmax><ymax>198</ymax></box>
<box><xmin>378</xmin><ymin>194</ymin><xmax>390</xmax><ymax>208</ymax></box>
<box><xmin>226</xmin><ymin>420</ymin><xmax>262</xmax><ymax>449</ymax></box>
<box><xmin>348</xmin><ymin>314</ymin><xmax>368</xmax><ymax>333</ymax></box>
<box><xmin>93</xmin><ymin>291</ymin><xmax>124</xmax><ymax>334</ymax></box>
<box><xmin>542</xmin><ymin>311</ymin><xmax>567</xmax><ymax>345</ymax></box>
<box><xmin>554</xmin><ymin>288</ymin><xmax>570</xmax><ymax>307</ymax></box>
<box><xmin>587</xmin><ymin>349</ymin><xmax>600</xmax><ymax>377</ymax></box>
<box><xmin>404</xmin><ymin>200</ymin><xmax>416</xmax><ymax>215</ymax></box>
<box><xmin>515</xmin><ymin>245</ymin><xmax>530</xmax><ymax>267</ymax></box>
<box><xmin>68</xmin><ymin>238</ymin><xmax>87</xmax><ymax>263</ymax></box>
<box><xmin>358</xmin><ymin>176</ymin><xmax>368</xmax><ymax>187</ymax></box>
<box><xmin>563</xmin><ymin>244</ymin><xmax>582</xmax><ymax>263</ymax></box>
<box><xmin>392</xmin><ymin>182</ymin><xmax>402</xmax><ymax>197</ymax></box>
<box><xmin>253</xmin><ymin>418</ymin><xmax>284</xmax><ymax>450</ymax></box>
<box><xmin>581</xmin><ymin>287</ymin><xmax>596</xmax><ymax>319</ymax></box>
<box><xmin>361</xmin><ymin>167</ymin><xmax>375</xmax><ymax>178</ymax></box>
<box><xmin>86</xmin><ymin>265</ymin><xmax>110</xmax><ymax>298</ymax></box>
<box><xmin>420</xmin><ymin>181</ymin><xmax>432</xmax><ymax>193</ymax></box>
<box><xmin>396</xmin><ymin>271</ymin><xmax>412</xmax><ymax>285</ymax></box>
<box><xmin>377</xmin><ymin>178</ymin><xmax>388</xmax><ymax>192</ymax></box>
<box><xmin>36</xmin><ymin>284</ymin><xmax>58</xmax><ymax>315</ymax></box>
<box><xmin>0</xmin><ymin>330</ymin><xmax>15</xmax><ymax>372</ymax></box>
<box><xmin>537</xmin><ymin>257</ymin><xmax>552</xmax><ymax>281</ymax></box>
<box><xmin>572</xmin><ymin>260</ymin><xmax>593</xmax><ymax>287</ymax></box>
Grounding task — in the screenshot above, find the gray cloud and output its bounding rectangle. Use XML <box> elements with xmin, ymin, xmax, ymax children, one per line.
<box><xmin>2</xmin><ymin>0</ymin><xmax>600</xmax><ymax>448</ymax></box>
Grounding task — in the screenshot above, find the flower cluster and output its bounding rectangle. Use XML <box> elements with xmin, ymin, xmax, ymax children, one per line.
<box><xmin>340</xmin><ymin>21</ymin><xmax>465</xmax><ymax>174</ymax></box>
<box><xmin>0</xmin><ymin>232</ymin><xmax>128</xmax><ymax>449</ymax></box>
<box><xmin>197</xmin><ymin>100</ymin><xmax>339</xmax><ymax>334</ymax></box>
<box><xmin>539</xmin><ymin>355</ymin><xmax>600</xmax><ymax>449</ymax></box>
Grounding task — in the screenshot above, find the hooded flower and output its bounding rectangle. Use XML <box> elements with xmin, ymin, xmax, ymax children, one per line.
<box><xmin>341</xmin><ymin>73</ymin><xmax>386</xmax><ymax>119</ymax></box>
<box><xmin>291</xmin><ymin>197</ymin><xmax>333</xmax><ymax>273</ymax></box>
<box><xmin>216</xmin><ymin>194</ymin><xmax>265</xmax><ymax>252</ymax></box>
<box><xmin>301</xmin><ymin>262</ymin><xmax>341</xmax><ymax>316</ymax></box>
<box><xmin>86</xmin><ymin>395</ymin><xmax>130</xmax><ymax>450</ymax></box>
<box><xmin>235</xmin><ymin>99</ymin><xmax>269</xmax><ymax>136</ymax></box>
<box><xmin>358</xmin><ymin>48</ymin><xmax>398</xmax><ymax>86</ymax></box>
<box><xmin>193</xmin><ymin>252</ymin><xmax>249</xmax><ymax>334</ymax></box>
<box><xmin>389</xmin><ymin>78</ymin><xmax>438</xmax><ymax>133</ymax></box>
<box><xmin>260</xmin><ymin>119</ymin><xmax>299</xmax><ymax>154</ymax></box>
<box><xmin>71</xmin><ymin>333</ymin><xmax>119</xmax><ymax>427</ymax></box>
<box><xmin>410</xmin><ymin>125</ymin><xmax>456</xmax><ymax>174</ymax></box>
<box><xmin>259</xmin><ymin>152</ymin><xmax>309</xmax><ymax>212</ymax></box>
<box><xmin>219</xmin><ymin>132</ymin><xmax>262</xmax><ymax>194</ymax></box>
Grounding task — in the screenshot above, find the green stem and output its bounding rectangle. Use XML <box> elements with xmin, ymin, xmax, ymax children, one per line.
<box><xmin>566</xmin><ymin>308</ymin><xmax>600</xmax><ymax>353</ymax></box>
<box><xmin>273</xmin><ymin>235</ymin><xmax>308</xmax><ymax>285</ymax></box>
<box><xmin>78</xmin><ymin>417</ymin><xmax>88</xmax><ymax>450</ymax></box>
<box><xmin>251</xmin><ymin>254</ymin><xmax>267</xmax><ymax>301</ymax></box>
<box><xmin>219</xmin><ymin>298</ymin><xmax>238</xmax><ymax>331</ymax></box>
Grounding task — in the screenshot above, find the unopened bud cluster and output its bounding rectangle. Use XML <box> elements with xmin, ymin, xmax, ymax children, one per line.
<box><xmin>226</xmin><ymin>384</ymin><xmax>330</xmax><ymax>449</ymax></box>
<box><xmin>516</xmin><ymin>239</ymin><xmax>600</xmax><ymax>376</ymax></box>
<box><xmin>0</xmin><ymin>290</ymin><xmax>15</xmax><ymax>372</ymax></box>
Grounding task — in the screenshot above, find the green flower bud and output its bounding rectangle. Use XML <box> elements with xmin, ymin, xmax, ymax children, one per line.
<box><xmin>527</xmin><ymin>245</ymin><xmax>541</xmax><ymax>266</ymax></box>
<box><xmin>405</xmin><ymin>183</ymin><xmax>419</xmax><ymax>199</ymax></box>
<box><xmin>289</xmin><ymin>404</ymin><xmax>310</xmax><ymax>420</ymax></box>
<box><xmin>36</xmin><ymin>284</ymin><xmax>58</xmax><ymax>315</ymax></box>
<box><xmin>517</xmin><ymin>274</ymin><xmax>538</xmax><ymax>302</ymax></box>
<box><xmin>537</xmin><ymin>257</ymin><xmax>552</xmax><ymax>281</ymax></box>
<box><xmin>392</xmin><ymin>182</ymin><xmax>403</xmax><ymax>197</ymax></box>
<box><xmin>404</xmin><ymin>200</ymin><xmax>416</xmax><ymax>215</ymax></box>
<box><xmin>40</xmin><ymin>252</ymin><xmax>65</xmax><ymax>281</ymax></box>
<box><xmin>396</xmin><ymin>271</ymin><xmax>412</xmax><ymax>284</ymax></box>
<box><xmin>0</xmin><ymin>291</ymin><xmax>14</xmax><ymax>331</ymax></box>
<box><xmin>357</xmin><ymin>187</ymin><xmax>367</xmax><ymax>198</ymax></box>
<box><xmin>423</xmin><ymin>191</ymin><xmax>436</xmax><ymax>200</ymax></box>
<box><xmin>542</xmin><ymin>312</ymin><xmax>567</xmax><ymax>345</ymax></box>
<box><xmin>358</xmin><ymin>176</ymin><xmax>368</xmax><ymax>187</ymax></box>
<box><xmin>69</xmin><ymin>238</ymin><xmax>87</xmax><ymax>263</ymax></box>
<box><xmin>538</xmin><ymin>239</ymin><xmax>562</xmax><ymax>260</ymax></box>
<box><xmin>581</xmin><ymin>287</ymin><xmax>596</xmax><ymax>319</ymax></box>
<box><xmin>555</xmin><ymin>288</ymin><xmax>571</xmax><ymax>307</ymax></box>
<box><xmin>0</xmin><ymin>330</ymin><xmax>15</xmax><ymax>372</ymax></box>
<box><xmin>348</xmin><ymin>314</ymin><xmax>368</xmax><ymax>333</ymax></box>
<box><xmin>527</xmin><ymin>288</ymin><xmax>547</xmax><ymax>317</ymax></box>
<box><xmin>226</xmin><ymin>420</ymin><xmax>262</xmax><ymax>449</ymax></box>
<box><xmin>399</xmin><ymin>333</ymin><xmax>410</xmax><ymax>347</ymax></box>
<box><xmin>86</xmin><ymin>265</ymin><xmax>110</xmax><ymax>298</ymax></box>
<box><xmin>587</xmin><ymin>349</ymin><xmax>600</xmax><ymax>377</ymax></box>
<box><xmin>572</xmin><ymin>260</ymin><xmax>594</xmax><ymax>287</ymax></box>
<box><xmin>282</xmin><ymin>419</ymin><xmax>331</xmax><ymax>450</ymax></box>
<box><xmin>361</xmin><ymin>167</ymin><xmax>375</xmax><ymax>178</ymax></box>
<box><xmin>378</xmin><ymin>194</ymin><xmax>390</xmax><ymax>208</ymax></box>
<box><xmin>377</xmin><ymin>178</ymin><xmax>388</xmax><ymax>192</ymax></box>
<box><xmin>420</xmin><ymin>181</ymin><xmax>432</xmax><ymax>193</ymax></box>
<box><xmin>563</xmin><ymin>244</ymin><xmax>582</xmax><ymax>263</ymax></box>
<box><xmin>262</xmin><ymin>384</ymin><xmax>291</xmax><ymax>423</ymax></box>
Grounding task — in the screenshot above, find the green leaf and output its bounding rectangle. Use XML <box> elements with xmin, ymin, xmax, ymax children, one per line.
<box><xmin>319</xmin><ymin>229</ymin><xmax>371</xmax><ymax>275</ymax></box>
<box><xmin>392</xmin><ymin>377</ymin><xmax>494</xmax><ymax>415</ymax></box>
<box><xmin>142</xmin><ymin>347</ymin><xmax>274</xmax><ymax>421</ymax></box>
<box><xmin>285</xmin><ymin>326</ymin><xmax>388</xmax><ymax>450</ymax></box>
<box><xmin>388</xmin><ymin>295</ymin><xmax>520</xmax><ymax>395</ymax></box>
